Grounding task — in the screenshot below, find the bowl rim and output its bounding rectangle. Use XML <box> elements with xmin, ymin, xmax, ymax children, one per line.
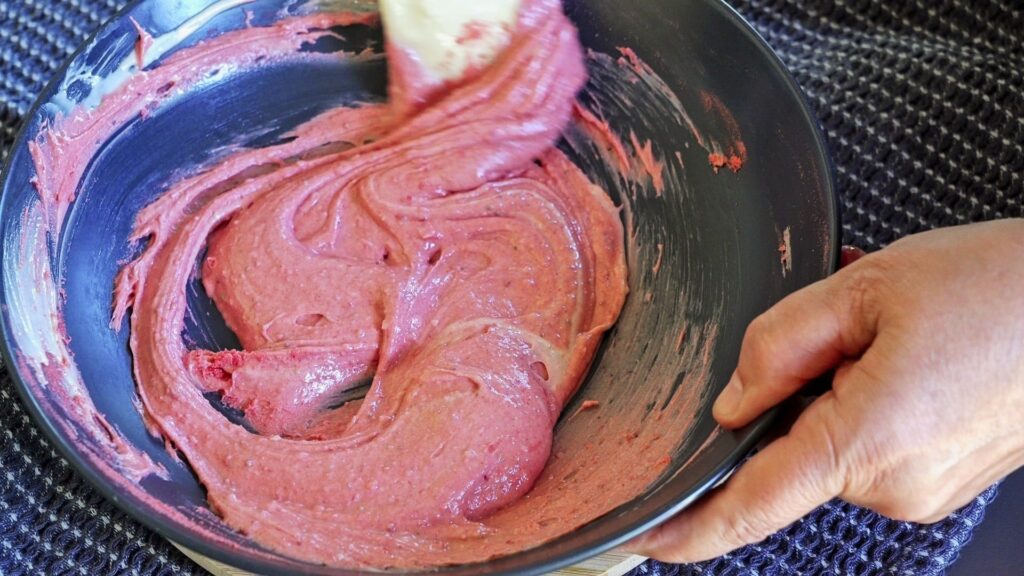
<box><xmin>0</xmin><ymin>0</ymin><xmax>840</xmax><ymax>574</ymax></box>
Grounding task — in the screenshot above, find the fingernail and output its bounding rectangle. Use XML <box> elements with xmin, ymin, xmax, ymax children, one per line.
<box><xmin>713</xmin><ymin>374</ymin><xmax>743</xmax><ymax>420</ymax></box>
<box><xmin>840</xmin><ymin>246</ymin><xmax>867</xmax><ymax>268</ymax></box>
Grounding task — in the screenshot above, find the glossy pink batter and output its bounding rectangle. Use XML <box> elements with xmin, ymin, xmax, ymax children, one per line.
<box><xmin>104</xmin><ymin>0</ymin><xmax>626</xmax><ymax>568</ymax></box>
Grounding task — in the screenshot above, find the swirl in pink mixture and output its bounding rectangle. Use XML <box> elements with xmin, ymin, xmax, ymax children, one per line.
<box><xmin>104</xmin><ymin>0</ymin><xmax>625</xmax><ymax>567</ymax></box>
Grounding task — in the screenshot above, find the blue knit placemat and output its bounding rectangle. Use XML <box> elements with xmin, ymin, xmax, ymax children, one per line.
<box><xmin>1</xmin><ymin>1</ymin><xmax>1020</xmax><ymax>575</ymax></box>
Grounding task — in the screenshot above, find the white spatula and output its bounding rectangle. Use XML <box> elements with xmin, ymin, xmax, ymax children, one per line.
<box><xmin>379</xmin><ymin>0</ymin><xmax>522</xmax><ymax>82</ymax></box>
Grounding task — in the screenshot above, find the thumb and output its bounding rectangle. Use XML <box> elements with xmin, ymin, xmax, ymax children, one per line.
<box><xmin>714</xmin><ymin>260</ymin><xmax>883</xmax><ymax>428</ymax></box>
<box><xmin>628</xmin><ymin>396</ymin><xmax>847</xmax><ymax>562</ymax></box>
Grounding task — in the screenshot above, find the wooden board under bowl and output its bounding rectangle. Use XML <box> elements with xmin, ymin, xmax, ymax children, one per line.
<box><xmin>173</xmin><ymin>543</ymin><xmax>647</xmax><ymax>576</ymax></box>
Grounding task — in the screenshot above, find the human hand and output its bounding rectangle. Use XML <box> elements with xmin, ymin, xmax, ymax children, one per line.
<box><xmin>629</xmin><ymin>219</ymin><xmax>1024</xmax><ymax>563</ymax></box>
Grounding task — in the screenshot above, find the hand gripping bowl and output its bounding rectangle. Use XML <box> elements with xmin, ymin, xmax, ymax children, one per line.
<box><xmin>0</xmin><ymin>0</ymin><xmax>837</xmax><ymax>574</ymax></box>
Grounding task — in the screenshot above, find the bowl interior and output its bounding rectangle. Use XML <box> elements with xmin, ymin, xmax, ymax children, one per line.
<box><xmin>0</xmin><ymin>0</ymin><xmax>836</xmax><ymax>574</ymax></box>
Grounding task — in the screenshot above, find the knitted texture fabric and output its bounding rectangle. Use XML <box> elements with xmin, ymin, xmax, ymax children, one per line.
<box><xmin>0</xmin><ymin>0</ymin><xmax>1020</xmax><ymax>575</ymax></box>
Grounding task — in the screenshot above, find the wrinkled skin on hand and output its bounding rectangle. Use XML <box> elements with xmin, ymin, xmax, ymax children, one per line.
<box><xmin>631</xmin><ymin>219</ymin><xmax>1024</xmax><ymax>563</ymax></box>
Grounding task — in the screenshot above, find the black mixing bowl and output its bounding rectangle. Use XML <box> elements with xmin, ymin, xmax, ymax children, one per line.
<box><xmin>0</xmin><ymin>0</ymin><xmax>837</xmax><ymax>574</ymax></box>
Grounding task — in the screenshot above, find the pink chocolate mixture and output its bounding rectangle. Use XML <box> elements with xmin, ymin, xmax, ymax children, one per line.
<box><xmin>36</xmin><ymin>0</ymin><xmax>630</xmax><ymax>568</ymax></box>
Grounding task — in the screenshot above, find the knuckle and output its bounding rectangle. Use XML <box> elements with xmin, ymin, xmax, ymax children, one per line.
<box><xmin>835</xmin><ymin>258</ymin><xmax>890</xmax><ymax>325</ymax></box>
<box><xmin>721</xmin><ymin>510</ymin><xmax>773</xmax><ymax>548</ymax></box>
<box><xmin>802</xmin><ymin>398</ymin><xmax>850</xmax><ymax>491</ymax></box>
<box><xmin>824</xmin><ymin>255</ymin><xmax>901</xmax><ymax>355</ymax></box>
<box><xmin>741</xmin><ymin>313</ymin><xmax>780</xmax><ymax>368</ymax></box>
<box><xmin>742</xmin><ymin>313</ymin><xmax>770</xmax><ymax>348</ymax></box>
